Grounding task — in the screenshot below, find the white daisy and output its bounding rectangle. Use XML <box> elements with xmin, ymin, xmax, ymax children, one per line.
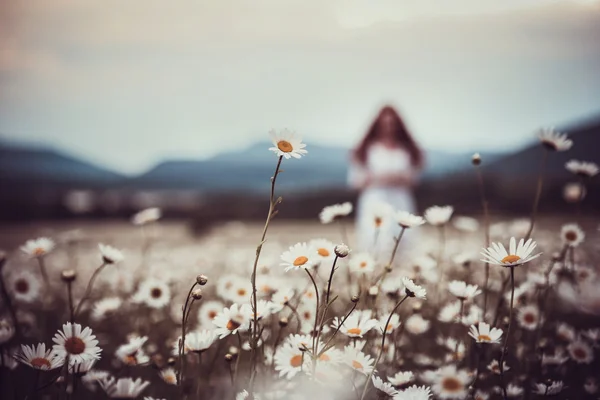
<box><xmin>280</xmin><ymin>242</ymin><xmax>318</xmax><ymax>272</ymax></box>
<box><xmin>344</xmin><ymin>345</ymin><xmax>375</xmax><ymax>375</ymax></box>
<box><xmin>100</xmin><ymin>377</ymin><xmax>150</xmax><ymax>398</ymax></box>
<box><xmin>378</xmin><ymin>313</ymin><xmax>401</xmax><ymax>335</ymax></box>
<box><xmin>563</xmin><ymin>182</ymin><xmax>585</xmax><ymax>203</ymax></box>
<box><xmin>197</xmin><ymin>300</ymin><xmax>225</xmax><ymax>328</ymax></box>
<box><xmin>224</xmin><ymin>276</ymin><xmax>252</xmax><ymax>304</ymax></box>
<box><xmin>506</xmin><ymin>384</ymin><xmax>523</xmax><ymax>398</ymax></box>
<box><xmin>17</xmin><ymin>343</ymin><xmax>63</xmax><ymax>370</ymax></box>
<box><xmin>310</xmin><ymin>238</ymin><xmax>336</xmax><ymax>262</ymax></box>
<box><xmin>389</xmin><ymin>371</ymin><xmax>414</xmax><ymax>387</ymax></box>
<box><xmin>472</xmin><ymin>390</ymin><xmax>489</xmax><ymax>400</ymax></box>
<box><xmin>268</xmin><ymin>129</ymin><xmax>307</xmax><ymax>159</ymax></box>
<box><xmin>69</xmin><ymin>359</ymin><xmax>97</xmax><ymax>374</ymax></box>
<box><xmin>212</xmin><ymin>303</ymin><xmax>252</xmax><ymax>339</ymax></box>
<box><xmin>541</xmin><ymin>348</ymin><xmax>569</xmax><ymax>366</ymax></box>
<box><xmin>481</xmin><ymin>237</ymin><xmax>541</xmax><ymax>267</ymax></box>
<box><xmin>82</xmin><ymin>370</ymin><xmax>110</xmax><ymax>392</ymax></box>
<box><xmin>273</xmin><ymin>342</ymin><xmax>306</xmax><ymax>379</ymax></box>
<box><xmin>52</xmin><ymin>323</ymin><xmax>102</xmax><ymax>365</ymax></box>
<box><xmin>538</xmin><ymin>127</ymin><xmax>572</xmax><ymax>151</ymax></box>
<box><xmin>131</xmin><ymin>207</ymin><xmax>161</xmax><ymax>225</ymax></box>
<box><xmin>394</xmin><ymin>385</ymin><xmax>432</xmax><ymax>400</ymax></box>
<box><xmin>20</xmin><ymin>237</ymin><xmax>55</xmax><ymax>258</ymax></box>
<box><xmin>0</xmin><ymin>319</ymin><xmax>15</xmax><ymax>345</ymax></box>
<box><xmin>487</xmin><ymin>359</ymin><xmax>509</xmax><ymax>375</ymax></box>
<box><xmin>373</xmin><ymin>375</ymin><xmax>398</xmax><ymax>397</ymax></box>
<box><xmin>252</xmin><ymin>300</ymin><xmax>277</xmax><ymax>321</ymax></box>
<box><xmin>468</xmin><ymin>322</ymin><xmax>503</xmax><ymax>344</ymax></box>
<box><xmin>132</xmin><ymin>278</ymin><xmax>171</xmax><ymax>309</ymax></box>
<box><xmin>348</xmin><ymin>252</ymin><xmax>376</xmax><ymax>275</ymax></box>
<box><xmin>584</xmin><ymin>378</ymin><xmax>598</xmax><ymax>394</ymax></box>
<box><xmin>8</xmin><ymin>271</ymin><xmax>41</xmax><ymax>303</ymax></box>
<box><xmin>560</xmin><ymin>223</ymin><xmax>585</xmax><ymax>247</ymax></box>
<box><xmin>431</xmin><ymin>365</ymin><xmax>470</xmax><ymax>399</ymax></box>
<box><xmin>236</xmin><ymin>390</ymin><xmax>261</xmax><ymax>400</ymax></box>
<box><xmin>395</xmin><ymin>211</ymin><xmax>426</xmax><ymax>229</ymax></box>
<box><xmin>424</xmin><ymin>205</ymin><xmax>454</xmax><ymax>226</ymax></box>
<box><xmin>332</xmin><ymin>309</ymin><xmax>378</xmax><ymax>338</ymax></box>
<box><xmin>565</xmin><ymin>160</ymin><xmax>599</xmax><ymax>178</ymax></box>
<box><xmin>410</xmin><ymin>256</ymin><xmax>439</xmax><ymax>283</ymax></box>
<box><xmin>575</xmin><ymin>265</ymin><xmax>596</xmax><ymax>283</ymax></box>
<box><xmin>405</xmin><ymin>314</ymin><xmax>430</xmax><ymax>335</ymax></box>
<box><xmin>438</xmin><ymin>301</ymin><xmax>462</xmax><ymax>323</ymax></box>
<box><xmin>91</xmin><ymin>297</ymin><xmax>122</xmax><ymax>321</ymax></box>
<box><xmin>368</xmin><ymin>201</ymin><xmax>394</xmax><ymax>229</ymax></box>
<box><xmin>447</xmin><ymin>281</ymin><xmax>481</xmax><ymax>301</ymax></box>
<box><xmin>98</xmin><ymin>243</ymin><xmax>124</xmax><ymax>264</ymax></box>
<box><xmin>270</xmin><ymin>288</ymin><xmax>295</xmax><ymax>312</ymax></box>
<box><xmin>115</xmin><ymin>336</ymin><xmax>149</xmax><ymax>366</ymax></box>
<box><xmin>567</xmin><ymin>339</ymin><xmax>594</xmax><ymax>364</ymax></box>
<box><xmin>533</xmin><ymin>380</ymin><xmax>564</xmax><ymax>395</ymax></box>
<box><xmin>319</xmin><ymin>202</ymin><xmax>353</xmax><ymax>224</ymax></box>
<box><xmin>401</xmin><ymin>277</ymin><xmax>427</xmax><ymax>299</ymax></box>
<box><xmin>159</xmin><ymin>367</ymin><xmax>177</xmax><ymax>385</ymax></box>
<box><xmin>517</xmin><ymin>304</ymin><xmax>540</xmax><ymax>331</ymax></box>
<box><xmin>556</xmin><ymin>323</ymin><xmax>576</xmax><ymax>342</ymax></box>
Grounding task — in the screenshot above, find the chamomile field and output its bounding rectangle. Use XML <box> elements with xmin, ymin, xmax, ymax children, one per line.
<box><xmin>1</xmin><ymin>133</ymin><xmax>600</xmax><ymax>400</ymax></box>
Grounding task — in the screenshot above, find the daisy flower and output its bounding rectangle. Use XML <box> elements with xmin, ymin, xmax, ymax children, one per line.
<box><xmin>565</xmin><ymin>160</ymin><xmax>599</xmax><ymax>178</ymax></box>
<box><xmin>405</xmin><ymin>314</ymin><xmax>430</xmax><ymax>335</ymax></box>
<box><xmin>252</xmin><ymin>300</ymin><xmax>277</xmax><ymax>321</ymax></box>
<box><xmin>575</xmin><ymin>265</ymin><xmax>596</xmax><ymax>283</ymax></box>
<box><xmin>373</xmin><ymin>375</ymin><xmax>398</xmax><ymax>397</ymax></box>
<box><xmin>487</xmin><ymin>359</ymin><xmax>509</xmax><ymax>375</ymax></box>
<box><xmin>0</xmin><ymin>320</ymin><xmax>15</xmax><ymax>345</ymax></box>
<box><xmin>424</xmin><ymin>205</ymin><xmax>453</xmax><ymax>226</ymax></box>
<box><xmin>280</xmin><ymin>242</ymin><xmax>318</xmax><ymax>272</ymax></box>
<box><xmin>516</xmin><ymin>304</ymin><xmax>540</xmax><ymax>331</ymax></box>
<box><xmin>82</xmin><ymin>370</ymin><xmax>110</xmax><ymax>392</ymax></box>
<box><xmin>91</xmin><ymin>297</ymin><xmax>122</xmax><ymax>321</ymax></box>
<box><xmin>100</xmin><ymin>377</ymin><xmax>150</xmax><ymax>398</ymax></box>
<box><xmin>394</xmin><ymin>385</ymin><xmax>432</xmax><ymax>400</ymax></box>
<box><xmin>533</xmin><ymin>381</ymin><xmax>564</xmax><ymax>396</ymax></box>
<box><xmin>402</xmin><ymin>277</ymin><xmax>427</xmax><ymax>299</ymax></box>
<box><xmin>438</xmin><ymin>301</ymin><xmax>462</xmax><ymax>323</ymax></box>
<box><xmin>52</xmin><ymin>323</ymin><xmax>101</xmax><ymax>365</ymax></box>
<box><xmin>21</xmin><ymin>237</ymin><xmax>55</xmax><ymax>258</ymax></box>
<box><xmin>17</xmin><ymin>343</ymin><xmax>63</xmax><ymax>370</ymax></box>
<box><xmin>472</xmin><ymin>390</ymin><xmax>489</xmax><ymax>400</ymax></box>
<box><xmin>584</xmin><ymin>378</ymin><xmax>598</xmax><ymax>394</ymax></box>
<box><xmin>159</xmin><ymin>367</ymin><xmax>177</xmax><ymax>385</ymax></box>
<box><xmin>197</xmin><ymin>300</ymin><xmax>224</xmax><ymax>328</ymax></box>
<box><xmin>115</xmin><ymin>336</ymin><xmax>149</xmax><ymax>366</ymax></box>
<box><xmin>270</xmin><ymin>288</ymin><xmax>294</xmax><ymax>312</ymax></box>
<box><xmin>319</xmin><ymin>202</ymin><xmax>353</xmax><ymax>224</ymax></box>
<box><xmin>332</xmin><ymin>309</ymin><xmax>378</xmax><ymax>338</ymax></box>
<box><xmin>468</xmin><ymin>322</ymin><xmax>503</xmax><ymax>344</ymax></box>
<box><xmin>344</xmin><ymin>345</ymin><xmax>375</xmax><ymax>375</ymax></box>
<box><xmin>410</xmin><ymin>256</ymin><xmax>438</xmax><ymax>283</ymax></box>
<box><xmin>538</xmin><ymin>127</ymin><xmax>572</xmax><ymax>151</ymax></box>
<box><xmin>431</xmin><ymin>365</ymin><xmax>470</xmax><ymax>400</ymax></box>
<box><xmin>69</xmin><ymin>359</ymin><xmax>97</xmax><ymax>374</ymax></box>
<box><xmin>567</xmin><ymin>339</ymin><xmax>594</xmax><ymax>364</ymax></box>
<box><xmin>98</xmin><ymin>243</ymin><xmax>124</xmax><ymax>264</ymax></box>
<box><xmin>236</xmin><ymin>390</ymin><xmax>261</xmax><ymax>400</ymax></box>
<box><xmin>556</xmin><ymin>323</ymin><xmax>576</xmax><ymax>342</ymax></box>
<box><xmin>447</xmin><ymin>281</ymin><xmax>481</xmax><ymax>301</ymax></box>
<box><xmin>560</xmin><ymin>223</ymin><xmax>585</xmax><ymax>247</ymax></box>
<box><xmin>395</xmin><ymin>211</ymin><xmax>425</xmax><ymax>229</ymax></box>
<box><xmin>348</xmin><ymin>252</ymin><xmax>376</xmax><ymax>275</ymax></box>
<box><xmin>541</xmin><ymin>348</ymin><xmax>569</xmax><ymax>366</ymax></box>
<box><xmin>268</xmin><ymin>129</ymin><xmax>307</xmax><ymax>159</ymax></box>
<box><xmin>212</xmin><ymin>303</ymin><xmax>252</xmax><ymax>339</ymax></box>
<box><xmin>132</xmin><ymin>278</ymin><xmax>171</xmax><ymax>309</ymax></box>
<box><xmin>378</xmin><ymin>313</ymin><xmax>401</xmax><ymax>335</ymax></box>
<box><xmin>389</xmin><ymin>371</ymin><xmax>414</xmax><ymax>387</ymax></box>
<box><xmin>310</xmin><ymin>238</ymin><xmax>336</xmax><ymax>262</ymax></box>
<box><xmin>481</xmin><ymin>237</ymin><xmax>541</xmax><ymax>267</ymax></box>
<box><xmin>273</xmin><ymin>342</ymin><xmax>306</xmax><ymax>379</ymax></box>
<box><xmin>368</xmin><ymin>201</ymin><xmax>394</xmax><ymax>229</ymax></box>
<box><xmin>225</xmin><ymin>276</ymin><xmax>252</xmax><ymax>304</ymax></box>
<box><xmin>506</xmin><ymin>384</ymin><xmax>523</xmax><ymax>398</ymax></box>
<box><xmin>563</xmin><ymin>181</ymin><xmax>586</xmax><ymax>203</ymax></box>
<box><xmin>452</xmin><ymin>216</ymin><xmax>479</xmax><ymax>232</ymax></box>
<box><xmin>131</xmin><ymin>207</ymin><xmax>161</xmax><ymax>225</ymax></box>
<box><xmin>8</xmin><ymin>271</ymin><xmax>41</xmax><ymax>303</ymax></box>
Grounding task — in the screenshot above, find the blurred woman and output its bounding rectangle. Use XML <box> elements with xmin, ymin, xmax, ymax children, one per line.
<box><xmin>348</xmin><ymin>105</ymin><xmax>424</xmax><ymax>252</ymax></box>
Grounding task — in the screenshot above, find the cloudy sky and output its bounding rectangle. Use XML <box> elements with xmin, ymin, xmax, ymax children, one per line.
<box><xmin>1</xmin><ymin>0</ymin><xmax>599</xmax><ymax>174</ymax></box>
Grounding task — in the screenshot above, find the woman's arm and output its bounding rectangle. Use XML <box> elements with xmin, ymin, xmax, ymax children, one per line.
<box><xmin>347</xmin><ymin>159</ymin><xmax>369</xmax><ymax>190</ymax></box>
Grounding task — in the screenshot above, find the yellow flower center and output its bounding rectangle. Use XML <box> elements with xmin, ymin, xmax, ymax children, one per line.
<box><xmin>347</xmin><ymin>328</ymin><xmax>362</xmax><ymax>336</ymax></box>
<box><xmin>319</xmin><ymin>353</ymin><xmax>330</xmax><ymax>362</ymax></box>
<box><xmin>374</xmin><ymin>217</ymin><xmax>383</xmax><ymax>227</ymax></box>
<box><xmin>290</xmin><ymin>354</ymin><xmax>303</xmax><ymax>367</ymax></box>
<box><xmin>30</xmin><ymin>357</ymin><xmax>51</xmax><ymax>369</ymax></box>
<box><xmin>163</xmin><ymin>374</ymin><xmax>176</xmax><ymax>384</ymax></box>
<box><xmin>359</xmin><ymin>262</ymin><xmax>367</xmax><ymax>268</ymax></box>
<box><xmin>501</xmin><ymin>255</ymin><xmax>521</xmax><ymax>264</ymax></box>
<box><xmin>478</xmin><ymin>334</ymin><xmax>492</xmax><ymax>342</ymax></box>
<box><xmin>441</xmin><ymin>377</ymin><xmax>463</xmax><ymax>392</ymax></box>
<box><xmin>237</xmin><ymin>288</ymin><xmax>247</xmax><ymax>296</ymax></box>
<box><xmin>317</xmin><ymin>248</ymin><xmax>330</xmax><ymax>257</ymax></box>
<box><xmin>226</xmin><ymin>319</ymin><xmax>241</xmax><ymax>331</ymax></box>
<box><xmin>386</xmin><ymin>324</ymin><xmax>394</xmax><ymax>332</ymax></box>
<box><xmin>208</xmin><ymin>311</ymin><xmax>217</xmax><ymax>319</ymax></box>
<box><xmin>33</xmin><ymin>247</ymin><xmax>45</xmax><ymax>256</ymax></box>
<box><xmin>352</xmin><ymin>360</ymin><xmax>363</xmax><ymax>370</ymax></box>
<box><xmin>294</xmin><ymin>256</ymin><xmax>309</xmax><ymax>266</ymax></box>
<box><xmin>277</xmin><ymin>140</ymin><xmax>293</xmax><ymax>153</ymax></box>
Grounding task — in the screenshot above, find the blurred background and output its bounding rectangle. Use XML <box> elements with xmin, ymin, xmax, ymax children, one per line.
<box><xmin>1</xmin><ymin>0</ymin><xmax>599</xmax><ymax>229</ymax></box>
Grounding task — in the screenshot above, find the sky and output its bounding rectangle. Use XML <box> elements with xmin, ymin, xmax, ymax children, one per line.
<box><xmin>1</xmin><ymin>0</ymin><xmax>599</xmax><ymax>174</ymax></box>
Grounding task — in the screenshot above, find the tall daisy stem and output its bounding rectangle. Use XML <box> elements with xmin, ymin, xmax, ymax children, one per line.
<box><xmin>474</xmin><ymin>164</ymin><xmax>491</xmax><ymax>320</ymax></box>
<box><xmin>37</xmin><ymin>257</ymin><xmax>49</xmax><ymax>286</ymax></box>
<box><xmin>360</xmin><ymin>294</ymin><xmax>409</xmax><ymax>400</ymax></box>
<box><xmin>73</xmin><ymin>262</ymin><xmax>107</xmax><ymax>317</ymax></box>
<box><xmin>179</xmin><ymin>282</ymin><xmax>198</xmax><ymax>391</ymax></box>
<box><xmin>375</xmin><ymin>227</ymin><xmax>406</xmax><ymax>287</ymax></box>
<box><xmin>524</xmin><ymin>148</ymin><xmax>548</xmax><ymax>240</ymax></box>
<box><xmin>304</xmin><ymin>269</ymin><xmax>320</xmax><ymax>354</ymax></box>
<box><xmin>66</xmin><ymin>281</ymin><xmax>75</xmax><ymax>324</ymax></box>
<box><xmin>499</xmin><ymin>266</ymin><xmax>515</xmax><ymax>400</ymax></box>
<box><xmin>249</xmin><ymin>156</ymin><xmax>283</xmax><ymax>392</ymax></box>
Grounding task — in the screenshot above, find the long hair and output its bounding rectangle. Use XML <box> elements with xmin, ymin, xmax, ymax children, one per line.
<box><xmin>353</xmin><ymin>106</ymin><xmax>423</xmax><ymax>167</ymax></box>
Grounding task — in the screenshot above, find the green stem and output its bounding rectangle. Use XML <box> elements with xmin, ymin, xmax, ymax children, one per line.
<box><xmin>74</xmin><ymin>262</ymin><xmax>107</xmax><ymax>317</ymax></box>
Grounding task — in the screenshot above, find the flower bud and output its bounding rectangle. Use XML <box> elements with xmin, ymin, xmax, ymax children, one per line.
<box><xmin>191</xmin><ymin>288</ymin><xmax>203</xmax><ymax>300</ymax></box>
<box><xmin>224</xmin><ymin>353</ymin><xmax>234</xmax><ymax>363</ymax></box>
<box><xmin>61</xmin><ymin>269</ymin><xmax>77</xmax><ymax>283</ymax></box>
<box><xmin>351</xmin><ymin>295</ymin><xmax>360</xmax><ymax>303</ymax></box>
<box><xmin>279</xmin><ymin>317</ymin><xmax>289</xmax><ymax>327</ymax></box>
<box><xmin>472</xmin><ymin>153</ymin><xmax>481</xmax><ymax>166</ymax></box>
<box><xmin>334</xmin><ymin>244</ymin><xmax>350</xmax><ymax>258</ymax></box>
<box><xmin>196</xmin><ymin>274</ymin><xmax>208</xmax><ymax>286</ymax></box>
<box><xmin>167</xmin><ymin>357</ymin><xmax>177</xmax><ymax>366</ymax></box>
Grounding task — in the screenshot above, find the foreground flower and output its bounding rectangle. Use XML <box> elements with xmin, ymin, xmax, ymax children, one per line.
<box><xmin>373</xmin><ymin>375</ymin><xmax>398</xmax><ymax>397</ymax></box>
<box><xmin>17</xmin><ymin>343</ymin><xmax>63</xmax><ymax>370</ymax></box>
<box><xmin>567</xmin><ymin>339</ymin><xmax>594</xmax><ymax>364</ymax></box>
<box><xmin>402</xmin><ymin>277</ymin><xmax>427</xmax><ymax>299</ymax></box>
<box><xmin>447</xmin><ymin>281</ymin><xmax>481</xmax><ymax>301</ymax></box>
<box><xmin>481</xmin><ymin>237</ymin><xmax>541</xmax><ymax>267</ymax></box>
<box><xmin>394</xmin><ymin>385</ymin><xmax>432</xmax><ymax>400</ymax></box>
<box><xmin>565</xmin><ymin>160</ymin><xmax>599</xmax><ymax>178</ymax></box>
<box><xmin>424</xmin><ymin>206</ymin><xmax>453</xmax><ymax>226</ymax></box>
<box><xmin>213</xmin><ymin>303</ymin><xmax>252</xmax><ymax>338</ymax></box>
<box><xmin>396</xmin><ymin>211</ymin><xmax>425</xmax><ymax>229</ymax></box>
<box><xmin>273</xmin><ymin>342</ymin><xmax>306</xmax><ymax>379</ymax></box>
<box><xmin>332</xmin><ymin>310</ymin><xmax>378</xmax><ymax>338</ymax></box>
<box><xmin>21</xmin><ymin>237</ymin><xmax>55</xmax><ymax>258</ymax></box>
<box><xmin>98</xmin><ymin>243</ymin><xmax>124</xmax><ymax>264</ymax></box>
<box><xmin>319</xmin><ymin>202</ymin><xmax>353</xmax><ymax>224</ymax></box>
<box><xmin>115</xmin><ymin>336</ymin><xmax>149</xmax><ymax>366</ymax></box>
<box><xmin>132</xmin><ymin>278</ymin><xmax>171</xmax><ymax>309</ymax></box>
<box><xmin>538</xmin><ymin>127</ymin><xmax>572</xmax><ymax>151</ymax></box>
<box><xmin>100</xmin><ymin>377</ymin><xmax>150</xmax><ymax>398</ymax></box>
<box><xmin>52</xmin><ymin>323</ymin><xmax>101</xmax><ymax>364</ymax></box>
<box><xmin>280</xmin><ymin>242</ymin><xmax>318</xmax><ymax>272</ymax></box>
<box><xmin>268</xmin><ymin>129</ymin><xmax>307</xmax><ymax>159</ymax></box>
<box><xmin>533</xmin><ymin>381</ymin><xmax>564</xmax><ymax>395</ymax></box>
<box><xmin>131</xmin><ymin>207</ymin><xmax>161</xmax><ymax>226</ymax></box>
<box><xmin>8</xmin><ymin>271</ymin><xmax>41</xmax><ymax>303</ymax></box>
<box><xmin>431</xmin><ymin>365</ymin><xmax>470</xmax><ymax>399</ymax></box>
<box><xmin>344</xmin><ymin>345</ymin><xmax>375</xmax><ymax>375</ymax></box>
<box><xmin>560</xmin><ymin>224</ymin><xmax>585</xmax><ymax>247</ymax></box>
<box><xmin>468</xmin><ymin>322</ymin><xmax>502</xmax><ymax>344</ymax></box>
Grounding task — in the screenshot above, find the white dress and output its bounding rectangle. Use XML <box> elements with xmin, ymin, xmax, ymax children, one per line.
<box><xmin>348</xmin><ymin>143</ymin><xmax>419</xmax><ymax>254</ymax></box>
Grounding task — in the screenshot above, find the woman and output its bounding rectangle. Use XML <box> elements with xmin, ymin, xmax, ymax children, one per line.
<box><xmin>348</xmin><ymin>105</ymin><xmax>424</xmax><ymax>253</ymax></box>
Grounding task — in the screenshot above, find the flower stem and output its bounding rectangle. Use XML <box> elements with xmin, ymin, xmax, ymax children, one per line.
<box><xmin>37</xmin><ymin>257</ymin><xmax>50</xmax><ymax>286</ymax></box>
<box><xmin>474</xmin><ymin>164</ymin><xmax>491</xmax><ymax>320</ymax></box>
<box><xmin>375</xmin><ymin>227</ymin><xmax>406</xmax><ymax>287</ymax></box>
<box><xmin>179</xmin><ymin>282</ymin><xmax>198</xmax><ymax>392</ymax></box>
<box><xmin>499</xmin><ymin>266</ymin><xmax>515</xmax><ymax>400</ymax></box>
<box><xmin>66</xmin><ymin>281</ymin><xmax>75</xmax><ymax>324</ymax></box>
<box><xmin>524</xmin><ymin>148</ymin><xmax>548</xmax><ymax>241</ymax></box>
<box><xmin>73</xmin><ymin>262</ymin><xmax>107</xmax><ymax>317</ymax></box>
<box><xmin>360</xmin><ymin>295</ymin><xmax>409</xmax><ymax>400</ymax></box>
<box><xmin>304</xmin><ymin>269</ymin><xmax>320</xmax><ymax>354</ymax></box>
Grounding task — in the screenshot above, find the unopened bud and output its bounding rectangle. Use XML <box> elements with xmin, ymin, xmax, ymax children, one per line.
<box><xmin>368</xmin><ymin>286</ymin><xmax>379</xmax><ymax>297</ymax></box>
<box><xmin>167</xmin><ymin>357</ymin><xmax>176</xmax><ymax>366</ymax></box>
<box><xmin>61</xmin><ymin>269</ymin><xmax>77</xmax><ymax>283</ymax></box>
<box><xmin>351</xmin><ymin>295</ymin><xmax>360</xmax><ymax>303</ymax></box>
<box><xmin>472</xmin><ymin>153</ymin><xmax>481</xmax><ymax>166</ymax></box>
<box><xmin>225</xmin><ymin>353</ymin><xmax>234</xmax><ymax>363</ymax></box>
<box><xmin>279</xmin><ymin>317</ymin><xmax>289</xmax><ymax>327</ymax></box>
<box><xmin>191</xmin><ymin>288</ymin><xmax>203</xmax><ymax>300</ymax></box>
<box><xmin>196</xmin><ymin>274</ymin><xmax>208</xmax><ymax>286</ymax></box>
<box><xmin>334</xmin><ymin>244</ymin><xmax>350</xmax><ymax>258</ymax></box>
<box><xmin>385</xmin><ymin>265</ymin><xmax>393</xmax><ymax>273</ymax></box>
